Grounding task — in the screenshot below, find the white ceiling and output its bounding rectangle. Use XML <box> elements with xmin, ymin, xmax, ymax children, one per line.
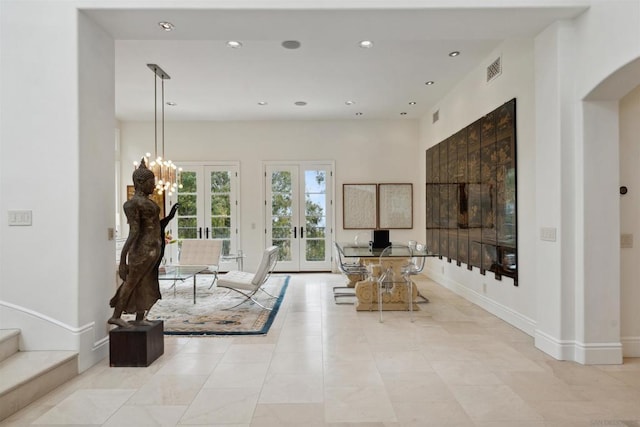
<box><xmin>84</xmin><ymin>4</ymin><xmax>588</xmax><ymax>122</ymax></box>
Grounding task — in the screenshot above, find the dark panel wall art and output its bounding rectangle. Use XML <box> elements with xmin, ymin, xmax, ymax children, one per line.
<box><xmin>426</xmin><ymin>98</ymin><xmax>518</xmax><ymax>285</ymax></box>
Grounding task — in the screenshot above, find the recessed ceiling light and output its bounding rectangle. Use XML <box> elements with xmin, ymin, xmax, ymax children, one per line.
<box><xmin>400</xmin><ymin>112</ymin><xmax>408</xmax><ymax>116</ymax></box>
<box><xmin>409</xmin><ymin>101</ymin><xmax>417</xmax><ymax>105</ymax></box>
<box><xmin>166</xmin><ymin>101</ymin><xmax>177</xmax><ymax>106</ymax></box>
<box><xmin>345</xmin><ymin>100</ymin><xmax>355</xmax><ymax>106</ymax></box>
<box><xmin>226</xmin><ymin>41</ymin><xmax>243</xmax><ymax>49</ymax></box>
<box><xmin>294</xmin><ymin>101</ymin><xmax>307</xmax><ymax>106</ymax></box>
<box><xmin>425</xmin><ymin>81</ymin><xmax>435</xmax><ymax>85</ymax></box>
<box><xmin>258</xmin><ymin>101</ymin><xmax>268</xmax><ymax>106</ymax></box>
<box><xmin>358</xmin><ymin>40</ymin><xmax>374</xmax><ymax>49</ymax></box>
<box><xmin>158</xmin><ymin>22</ymin><xmax>174</xmax><ymax>31</ymax></box>
<box><xmin>449</xmin><ymin>51</ymin><xmax>460</xmax><ymax>57</ymax></box>
<box><xmin>355</xmin><ymin>112</ymin><xmax>363</xmax><ymax>116</ymax></box>
<box><xmin>282</xmin><ymin>40</ymin><xmax>301</xmax><ymax>49</ymax></box>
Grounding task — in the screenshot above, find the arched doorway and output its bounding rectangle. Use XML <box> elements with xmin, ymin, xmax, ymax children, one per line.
<box><xmin>582</xmin><ymin>57</ymin><xmax>640</xmax><ymax>360</ymax></box>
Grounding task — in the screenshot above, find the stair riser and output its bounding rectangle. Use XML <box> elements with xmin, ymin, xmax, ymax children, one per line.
<box><xmin>0</xmin><ymin>332</ymin><xmax>19</xmax><ymax>364</ymax></box>
<box><xmin>0</xmin><ymin>356</ymin><xmax>77</xmax><ymax>421</ymax></box>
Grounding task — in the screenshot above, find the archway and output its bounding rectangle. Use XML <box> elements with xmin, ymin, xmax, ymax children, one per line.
<box><xmin>582</xmin><ymin>57</ymin><xmax>640</xmax><ymax>360</ymax></box>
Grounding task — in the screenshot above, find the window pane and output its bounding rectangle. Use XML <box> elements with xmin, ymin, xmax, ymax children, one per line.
<box><xmin>272</xmin><ymin>194</ymin><xmax>292</xmax><ymax>216</ymax></box>
<box><xmin>272</xmin><ymin>226</ymin><xmax>291</xmax><ymax>239</ymax></box>
<box><xmin>211</xmin><ymin>217</ymin><xmax>231</xmax><ymax>228</ymax></box>
<box><xmin>177</xmin><ymin>194</ymin><xmax>197</xmax><ymax>216</ymax></box>
<box><xmin>211</xmin><ymin>195</ymin><xmax>230</xmax><ymax>216</ymax></box>
<box><xmin>211</xmin><ymin>228</ymin><xmax>230</xmax><ymax>239</ymax></box>
<box><xmin>306</xmin><ymin>239</ymin><xmax>325</xmax><ymax>261</ymax></box>
<box><xmin>178</xmin><ymin>217</ymin><xmax>198</xmax><ymax>239</ymax></box>
<box><xmin>305</xmin><ymin>224</ymin><xmax>325</xmax><ymax>238</ymax></box>
<box><xmin>210</xmin><ymin>171</ymin><xmax>231</xmax><ymax>193</ymax></box>
<box><xmin>273</xmin><ymin>239</ymin><xmax>291</xmax><ymax>261</ymax></box>
<box><xmin>181</xmin><ymin>171</ymin><xmax>197</xmax><ymax>193</ymax></box>
<box><xmin>271</xmin><ymin>171</ymin><xmax>292</xmax><ymax>193</ymax></box>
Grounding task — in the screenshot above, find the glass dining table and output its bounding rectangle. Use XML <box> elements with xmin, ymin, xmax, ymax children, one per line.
<box><xmin>335</xmin><ymin>242</ymin><xmax>438</xmax><ymax>312</ymax></box>
<box><xmin>337</xmin><ymin>242</ymin><xmax>437</xmax><ymax>259</ymax></box>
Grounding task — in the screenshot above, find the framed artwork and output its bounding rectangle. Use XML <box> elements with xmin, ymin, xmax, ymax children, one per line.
<box><xmin>378</xmin><ymin>183</ymin><xmax>413</xmax><ymax>229</ymax></box>
<box><xmin>126</xmin><ymin>185</ymin><xmax>165</xmax><ymax>218</ymax></box>
<box><xmin>343</xmin><ymin>184</ymin><xmax>377</xmax><ymax>229</ymax></box>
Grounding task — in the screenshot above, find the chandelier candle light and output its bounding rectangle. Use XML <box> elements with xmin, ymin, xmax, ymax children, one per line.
<box><xmin>133</xmin><ymin>64</ymin><xmax>181</xmax><ymax>196</ymax></box>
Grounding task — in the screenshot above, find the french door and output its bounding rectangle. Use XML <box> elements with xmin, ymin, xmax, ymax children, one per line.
<box><xmin>167</xmin><ymin>162</ymin><xmax>240</xmax><ymax>270</ymax></box>
<box><xmin>265</xmin><ymin>162</ymin><xmax>334</xmax><ymax>271</ymax></box>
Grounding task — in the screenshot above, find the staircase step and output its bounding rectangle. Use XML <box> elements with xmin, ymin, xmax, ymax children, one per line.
<box><xmin>0</xmin><ymin>350</ymin><xmax>77</xmax><ymax>421</ymax></box>
<box><xmin>0</xmin><ymin>329</ymin><xmax>20</xmax><ymax>363</ymax></box>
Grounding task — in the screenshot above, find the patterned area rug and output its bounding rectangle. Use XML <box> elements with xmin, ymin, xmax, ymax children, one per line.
<box><xmin>145</xmin><ymin>274</ymin><xmax>290</xmax><ymax>335</ymax></box>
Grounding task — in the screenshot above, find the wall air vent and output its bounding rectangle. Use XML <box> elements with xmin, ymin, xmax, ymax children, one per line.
<box><xmin>487</xmin><ymin>56</ymin><xmax>502</xmax><ymax>82</ymax></box>
<box><xmin>432</xmin><ymin>109</ymin><xmax>439</xmax><ymax>123</ymax></box>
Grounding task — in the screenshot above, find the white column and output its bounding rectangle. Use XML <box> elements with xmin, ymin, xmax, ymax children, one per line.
<box><xmin>577</xmin><ymin>100</ymin><xmax>623</xmax><ymax>364</ymax></box>
<box><xmin>533</xmin><ymin>22</ymin><xmax>578</xmax><ymax>361</ymax></box>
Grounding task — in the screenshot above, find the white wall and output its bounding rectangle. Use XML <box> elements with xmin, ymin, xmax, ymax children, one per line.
<box><xmin>0</xmin><ymin>2</ymin><xmax>116</xmax><ymax>371</ymax></box>
<box><xmin>77</xmin><ymin>11</ymin><xmax>116</xmax><ymax>370</ymax></box>
<box><xmin>619</xmin><ymin>85</ymin><xmax>640</xmax><ymax>357</ymax></box>
<box><xmin>0</xmin><ymin>1</ymin><xmax>80</xmax><ymax>341</ymax></box>
<box><xmin>570</xmin><ymin>0</ymin><xmax>640</xmax><ymax>363</ymax></box>
<box><xmin>533</xmin><ymin>21</ymin><xmax>579</xmax><ymax>361</ymax></box>
<box><xmin>118</xmin><ymin>119</ymin><xmax>421</xmax><ymax>269</ymax></box>
<box><xmin>418</xmin><ymin>1</ymin><xmax>640</xmax><ymax>364</ymax></box>
<box><xmin>418</xmin><ymin>38</ymin><xmax>538</xmax><ymax>334</ymax></box>
<box><xmin>0</xmin><ymin>2</ymin><xmax>76</xmax><ymax>353</ymax></box>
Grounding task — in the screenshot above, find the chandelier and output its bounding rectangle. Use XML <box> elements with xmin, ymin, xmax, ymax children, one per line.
<box><xmin>133</xmin><ymin>64</ymin><xmax>181</xmax><ymax>196</ymax></box>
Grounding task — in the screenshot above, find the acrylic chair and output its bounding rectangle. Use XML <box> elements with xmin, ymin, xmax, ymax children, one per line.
<box><xmin>401</xmin><ymin>244</ymin><xmax>428</xmax><ymax>303</ymax></box>
<box><xmin>333</xmin><ymin>242</ymin><xmax>369</xmax><ymax>304</ymax></box>
<box><xmin>216</xmin><ymin>246</ymin><xmax>279</xmax><ymax>310</ymax></box>
<box><xmin>377</xmin><ymin>244</ymin><xmax>416</xmax><ymax>323</ymax></box>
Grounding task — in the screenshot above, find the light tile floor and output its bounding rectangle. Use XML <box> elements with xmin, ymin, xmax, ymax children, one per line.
<box><xmin>2</xmin><ymin>273</ymin><xmax>640</xmax><ymax>426</ymax></box>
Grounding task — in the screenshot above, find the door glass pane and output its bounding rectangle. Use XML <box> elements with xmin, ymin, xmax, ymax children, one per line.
<box><xmin>210</xmin><ymin>171</ymin><xmax>232</xmax><ymax>254</ymax></box>
<box><xmin>271</xmin><ymin>171</ymin><xmax>293</xmax><ymax>261</ymax></box>
<box><xmin>177</xmin><ymin>171</ymin><xmax>197</xmax><ymax>239</ymax></box>
<box><xmin>304</xmin><ymin>170</ymin><xmax>326</xmax><ymax>262</ymax></box>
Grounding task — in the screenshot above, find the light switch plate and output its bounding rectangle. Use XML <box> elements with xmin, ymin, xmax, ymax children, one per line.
<box><xmin>8</xmin><ymin>210</ymin><xmax>32</xmax><ymax>226</ymax></box>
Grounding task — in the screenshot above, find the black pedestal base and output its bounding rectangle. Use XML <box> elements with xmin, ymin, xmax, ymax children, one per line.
<box><xmin>109</xmin><ymin>320</ymin><xmax>164</xmax><ymax>367</ymax></box>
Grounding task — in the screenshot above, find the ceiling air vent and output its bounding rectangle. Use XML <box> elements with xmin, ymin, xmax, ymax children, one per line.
<box><xmin>432</xmin><ymin>109</ymin><xmax>439</xmax><ymax>123</ymax></box>
<box><xmin>486</xmin><ymin>56</ymin><xmax>502</xmax><ymax>82</ymax></box>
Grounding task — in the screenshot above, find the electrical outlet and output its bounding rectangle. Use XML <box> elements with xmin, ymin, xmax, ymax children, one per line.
<box><xmin>621</xmin><ymin>233</ymin><xmax>633</xmax><ymax>248</ymax></box>
<box><xmin>441</xmin><ymin>265</ymin><xmax>444</xmax><ymax>274</ymax></box>
<box><xmin>540</xmin><ymin>227</ymin><xmax>557</xmax><ymax>242</ymax></box>
<box><xmin>482</xmin><ymin>283</ymin><xmax>487</xmax><ymax>293</ymax></box>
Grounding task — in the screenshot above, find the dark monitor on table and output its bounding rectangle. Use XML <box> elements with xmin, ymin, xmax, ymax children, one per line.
<box><xmin>371</xmin><ymin>230</ymin><xmax>390</xmax><ymax>249</ymax></box>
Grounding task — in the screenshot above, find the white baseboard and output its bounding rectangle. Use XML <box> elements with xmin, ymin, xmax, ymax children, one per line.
<box><xmin>0</xmin><ymin>300</ymin><xmax>107</xmax><ymax>372</ymax></box>
<box><xmin>535</xmin><ymin>329</ymin><xmax>623</xmax><ymax>364</ymax></box>
<box><xmin>534</xmin><ymin>329</ymin><xmax>576</xmax><ymax>361</ymax></box>
<box><xmin>425</xmin><ymin>267</ymin><xmax>536</xmax><ymax>337</ymax></box>
<box><xmin>575</xmin><ymin>341</ymin><xmax>623</xmax><ymax>365</ymax></box>
<box><xmin>621</xmin><ymin>336</ymin><xmax>640</xmax><ymax>357</ymax></box>
<box><xmin>425</xmin><ymin>268</ymin><xmax>625</xmax><ymax>365</ymax></box>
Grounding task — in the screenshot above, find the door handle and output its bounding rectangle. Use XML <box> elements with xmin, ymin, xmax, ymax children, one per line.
<box><xmin>198</xmin><ymin>227</ymin><xmax>202</xmax><ymax>239</ymax></box>
<box><xmin>293</xmin><ymin>227</ymin><xmax>297</xmax><ymax>238</ymax></box>
<box><xmin>205</xmin><ymin>227</ymin><xmax>210</xmax><ymax>239</ymax></box>
<box><xmin>301</xmin><ymin>227</ymin><xmax>304</xmax><ymax>238</ymax></box>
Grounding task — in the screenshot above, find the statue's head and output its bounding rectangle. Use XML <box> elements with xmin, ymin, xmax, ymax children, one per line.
<box><xmin>132</xmin><ymin>158</ymin><xmax>155</xmax><ymax>190</ymax></box>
